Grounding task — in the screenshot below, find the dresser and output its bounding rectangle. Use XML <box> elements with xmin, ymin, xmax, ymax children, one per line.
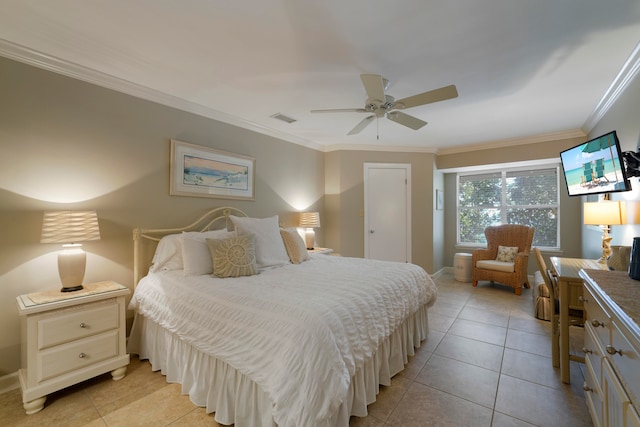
<box><xmin>579</xmin><ymin>269</ymin><xmax>640</xmax><ymax>427</ymax></box>
<box><xmin>16</xmin><ymin>281</ymin><xmax>130</xmax><ymax>415</ymax></box>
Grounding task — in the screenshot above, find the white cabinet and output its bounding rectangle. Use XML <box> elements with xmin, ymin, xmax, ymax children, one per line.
<box><xmin>581</xmin><ymin>270</ymin><xmax>640</xmax><ymax>427</ymax></box>
<box><xmin>16</xmin><ymin>281</ymin><xmax>130</xmax><ymax>415</ymax></box>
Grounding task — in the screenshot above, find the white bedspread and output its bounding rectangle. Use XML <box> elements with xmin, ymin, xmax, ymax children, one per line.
<box><xmin>129</xmin><ymin>255</ymin><xmax>437</xmax><ymax>427</ymax></box>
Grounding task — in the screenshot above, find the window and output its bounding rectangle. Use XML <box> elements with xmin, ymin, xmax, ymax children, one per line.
<box><xmin>457</xmin><ymin>166</ymin><xmax>560</xmax><ymax>248</ymax></box>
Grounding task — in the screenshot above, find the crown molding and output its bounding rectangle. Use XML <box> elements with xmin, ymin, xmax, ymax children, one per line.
<box><xmin>0</xmin><ymin>38</ymin><xmax>324</xmax><ymax>152</ymax></box>
<box><xmin>322</xmin><ymin>143</ymin><xmax>438</xmax><ymax>153</ymax></box>
<box><xmin>583</xmin><ymin>40</ymin><xmax>640</xmax><ymax>132</ymax></box>
<box><xmin>436</xmin><ymin>129</ymin><xmax>586</xmax><ymax>156</ymax></box>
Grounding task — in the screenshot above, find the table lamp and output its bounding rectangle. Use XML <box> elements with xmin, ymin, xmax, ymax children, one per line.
<box><xmin>583</xmin><ymin>201</ymin><xmax>624</xmax><ymax>264</ymax></box>
<box><xmin>299</xmin><ymin>212</ymin><xmax>320</xmax><ymax>250</ymax></box>
<box><xmin>41</xmin><ymin>210</ymin><xmax>101</xmax><ymax>292</ymax></box>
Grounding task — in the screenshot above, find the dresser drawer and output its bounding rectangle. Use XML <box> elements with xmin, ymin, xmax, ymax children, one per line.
<box><xmin>584</xmin><ymin>323</ymin><xmax>604</xmax><ymax>385</ymax></box>
<box><xmin>584</xmin><ymin>287</ymin><xmax>610</xmax><ymax>345</ymax></box>
<box><xmin>610</xmin><ymin>320</ymin><xmax>640</xmax><ymax>407</ymax></box>
<box><xmin>38</xmin><ymin>300</ymin><xmax>119</xmax><ymax>349</ymax></box>
<box><xmin>37</xmin><ymin>330</ymin><xmax>119</xmax><ymax>382</ymax></box>
<box><xmin>584</xmin><ymin>352</ymin><xmax>603</xmax><ymax>427</ymax></box>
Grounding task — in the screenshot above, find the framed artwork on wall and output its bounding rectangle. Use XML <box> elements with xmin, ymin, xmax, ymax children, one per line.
<box><xmin>170</xmin><ymin>139</ymin><xmax>255</xmax><ymax>200</ymax></box>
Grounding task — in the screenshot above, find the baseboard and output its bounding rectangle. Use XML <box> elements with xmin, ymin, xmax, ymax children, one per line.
<box><xmin>431</xmin><ymin>266</ymin><xmax>454</xmax><ymax>279</ymax></box>
<box><xmin>0</xmin><ymin>371</ymin><xmax>20</xmax><ymax>394</ymax></box>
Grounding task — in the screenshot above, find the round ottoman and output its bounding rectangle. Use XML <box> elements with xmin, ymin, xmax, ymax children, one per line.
<box><xmin>454</xmin><ymin>253</ymin><xmax>473</xmax><ymax>282</ymax></box>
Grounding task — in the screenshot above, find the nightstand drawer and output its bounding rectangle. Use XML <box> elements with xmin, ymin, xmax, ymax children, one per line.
<box><xmin>38</xmin><ymin>330</ymin><xmax>119</xmax><ymax>382</ymax></box>
<box><xmin>38</xmin><ymin>300</ymin><xmax>119</xmax><ymax>349</ymax></box>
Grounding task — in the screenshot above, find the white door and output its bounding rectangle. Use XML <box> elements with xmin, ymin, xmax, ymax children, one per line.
<box><xmin>364</xmin><ymin>163</ymin><xmax>411</xmax><ymax>263</ymax></box>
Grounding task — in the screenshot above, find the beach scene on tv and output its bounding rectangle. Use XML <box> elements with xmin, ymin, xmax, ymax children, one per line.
<box><xmin>561</xmin><ymin>133</ymin><xmax>627</xmax><ymax>196</ymax></box>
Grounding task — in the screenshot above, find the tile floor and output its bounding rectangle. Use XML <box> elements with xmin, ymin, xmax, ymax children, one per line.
<box><xmin>0</xmin><ymin>268</ymin><xmax>593</xmax><ymax>426</ymax></box>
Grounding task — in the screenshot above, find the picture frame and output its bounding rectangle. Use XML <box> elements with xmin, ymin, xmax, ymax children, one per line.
<box><xmin>436</xmin><ymin>189</ymin><xmax>444</xmax><ymax>210</ymax></box>
<box><xmin>170</xmin><ymin>140</ymin><xmax>255</xmax><ymax>200</ymax></box>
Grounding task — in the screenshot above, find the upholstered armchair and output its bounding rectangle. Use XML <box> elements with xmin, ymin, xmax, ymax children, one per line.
<box><xmin>471</xmin><ymin>224</ymin><xmax>535</xmax><ymax>295</ymax></box>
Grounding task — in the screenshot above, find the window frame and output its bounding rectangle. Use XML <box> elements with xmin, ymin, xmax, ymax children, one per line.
<box><xmin>456</xmin><ymin>164</ymin><xmax>561</xmax><ymax>250</ymax></box>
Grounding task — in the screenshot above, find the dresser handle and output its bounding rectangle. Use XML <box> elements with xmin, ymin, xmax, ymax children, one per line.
<box><xmin>606</xmin><ymin>345</ymin><xmax>622</xmax><ymax>356</ymax></box>
<box><xmin>578</xmin><ymin>296</ymin><xmax>584</xmax><ymax>302</ymax></box>
<box><xmin>582</xmin><ymin>347</ymin><xmax>592</xmax><ymax>354</ymax></box>
<box><xmin>79</xmin><ymin>322</ymin><xmax>87</xmax><ymax>328</ymax></box>
<box><xmin>78</xmin><ymin>352</ymin><xmax>87</xmax><ymax>359</ymax></box>
<box><xmin>583</xmin><ymin>382</ymin><xmax>592</xmax><ymax>392</ymax></box>
<box><xmin>591</xmin><ymin>319</ymin><xmax>606</xmax><ymax>328</ymax></box>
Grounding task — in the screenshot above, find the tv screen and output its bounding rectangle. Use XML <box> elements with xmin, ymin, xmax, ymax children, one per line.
<box><xmin>559</xmin><ymin>130</ymin><xmax>631</xmax><ymax>197</ymax></box>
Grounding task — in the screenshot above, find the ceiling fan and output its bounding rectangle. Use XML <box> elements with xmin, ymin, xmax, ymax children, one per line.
<box><xmin>311</xmin><ymin>74</ymin><xmax>458</xmax><ymax>136</ymax></box>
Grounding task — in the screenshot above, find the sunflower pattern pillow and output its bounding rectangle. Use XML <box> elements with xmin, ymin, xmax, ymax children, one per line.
<box><xmin>206</xmin><ymin>234</ymin><xmax>258</xmax><ymax>278</ymax></box>
<box><xmin>496</xmin><ymin>245</ymin><xmax>519</xmax><ymax>263</ymax></box>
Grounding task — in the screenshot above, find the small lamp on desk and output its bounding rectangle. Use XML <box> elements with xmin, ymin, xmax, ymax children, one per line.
<box><xmin>299</xmin><ymin>211</ymin><xmax>320</xmax><ymax>250</ymax></box>
<box><xmin>40</xmin><ymin>210</ymin><xmax>101</xmax><ymax>292</ymax></box>
<box><xmin>583</xmin><ymin>201</ymin><xmax>624</xmax><ymax>264</ymax></box>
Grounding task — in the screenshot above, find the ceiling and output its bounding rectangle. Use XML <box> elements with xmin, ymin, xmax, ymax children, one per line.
<box><xmin>1</xmin><ymin>1</ymin><xmax>640</xmax><ymax>153</ymax></box>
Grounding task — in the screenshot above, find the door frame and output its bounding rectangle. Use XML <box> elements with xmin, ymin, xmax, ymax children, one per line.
<box><xmin>363</xmin><ymin>163</ymin><xmax>412</xmax><ymax>262</ymax></box>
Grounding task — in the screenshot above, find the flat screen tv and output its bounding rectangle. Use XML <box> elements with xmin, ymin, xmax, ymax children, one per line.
<box><xmin>559</xmin><ymin>130</ymin><xmax>631</xmax><ymax>197</ymax></box>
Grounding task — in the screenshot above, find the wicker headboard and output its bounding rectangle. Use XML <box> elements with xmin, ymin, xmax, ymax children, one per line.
<box><xmin>132</xmin><ymin>207</ymin><xmax>247</xmax><ymax>286</ymax></box>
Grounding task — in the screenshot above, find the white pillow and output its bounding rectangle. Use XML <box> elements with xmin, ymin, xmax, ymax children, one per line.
<box><xmin>149</xmin><ymin>233</ymin><xmax>183</xmax><ymax>272</ymax></box>
<box><xmin>182</xmin><ymin>229</ymin><xmax>235</xmax><ymax>276</ymax></box>
<box><xmin>280</xmin><ymin>228</ymin><xmax>310</xmax><ymax>264</ymax></box>
<box><xmin>230</xmin><ymin>215</ymin><xmax>290</xmax><ymax>268</ymax></box>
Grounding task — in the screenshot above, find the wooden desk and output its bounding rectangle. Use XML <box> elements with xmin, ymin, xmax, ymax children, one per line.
<box><xmin>550</xmin><ymin>257</ymin><xmax>608</xmax><ymax>384</ymax></box>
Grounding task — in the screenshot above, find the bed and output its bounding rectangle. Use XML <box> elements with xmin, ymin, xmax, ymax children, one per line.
<box><xmin>127</xmin><ymin>207</ymin><xmax>438</xmax><ymax>426</ymax></box>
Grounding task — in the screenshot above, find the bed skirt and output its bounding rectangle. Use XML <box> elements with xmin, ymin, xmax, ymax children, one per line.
<box><xmin>127</xmin><ymin>303</ymin><xmax>429</xmax><ymax>426</ymax></box>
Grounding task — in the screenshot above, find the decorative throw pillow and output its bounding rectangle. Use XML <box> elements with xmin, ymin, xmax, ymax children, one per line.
<box><xmin>182</xmin><ymin>230</ymin><xmax>235</xmax><ymax>276</ymax></box>
<box><xmin>280</xmin><ymin>228</ymin><xmax>310</xmax><ymax>264</ymax></box>
<box><xmin>496</xmin><ymin>245</ymin><xmax>519</xmax><ymax>263</ymax></box>
<box><xmin>206</xmin><ymin>235</ymin><xmax>258</xmax><ymax>278</ymax></box>
<box><xmin>230</xmin><ymin>215</ymin><xmax>290</xmax><ymax>268</ymax></box>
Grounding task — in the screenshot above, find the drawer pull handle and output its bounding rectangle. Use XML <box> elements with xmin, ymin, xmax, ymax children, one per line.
<box><xmin>591</xmin><ymin>319</ymin><xmax>606</xmax><ymax>328</ymax></box>
<box><xmin>79</xmin><ymin>323</ymin><xmax>87</xmax><ymax>328</ymax></box>
<box><xmin>582</xmin><ymin>347</ymin><xmax>592</xmax><ymax>354</ymax></box>
<box><xmin>583</xmin><ymin>382</ymin><xmax>592</xmax><ymax>392</ymax></box>
<box><xmin>578</xmin><ymin>296</ymin><xmax>585</xmax><ymax>302</ymax></box>
<box><xmin>78</xmin><ymin>352</ymin><xmax>87</xmax><ymax>359</ymax></box>
<box><xmin>605</xmin><ymin>345</ymin><xmax>622</xmax><ymax>356</ymax></box>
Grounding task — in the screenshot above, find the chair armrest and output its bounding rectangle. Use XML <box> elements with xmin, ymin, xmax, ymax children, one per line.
<box><xmin>472</xmin><ymin>248</ymin><xmax>493</xmax><ymax>264</ymax></box>
<box><xmin>514</xmin><ymin>253</ymin><xmax>529</xmax><ymax>274</ymax></box>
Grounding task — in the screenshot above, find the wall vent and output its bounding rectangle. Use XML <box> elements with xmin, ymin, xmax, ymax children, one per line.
<box><xmin>270</xmin><ymin>113</ymin><xmax>297</xmax><ymax>124</ymax></box>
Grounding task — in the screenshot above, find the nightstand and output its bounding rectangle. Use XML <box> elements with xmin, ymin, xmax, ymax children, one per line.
<box><xmin>309</xmin><ymin>247</ymin><xmax>333</xmax><ymax>255</ymax></box>
<box><xmin>16</xmin><ymin>281</ymin><xmax>130</xmax><ymax>415</ymax></box>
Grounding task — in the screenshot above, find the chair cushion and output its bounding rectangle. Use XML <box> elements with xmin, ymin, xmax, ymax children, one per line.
<box><xmin>476</xmin><ymin>260</ymin><xmax>515</xmax><ymax>272</ymax></box>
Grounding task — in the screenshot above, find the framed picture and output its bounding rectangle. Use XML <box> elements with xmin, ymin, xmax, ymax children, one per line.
<box><xmin>170</xmin><ymin>140</ymin><xmax>255</xmax><ymax>200</ymax></box>
<box><xmin>436</xmin><ymin>189</ymin><xmax>444</xmax><ymax>210</ymax></box>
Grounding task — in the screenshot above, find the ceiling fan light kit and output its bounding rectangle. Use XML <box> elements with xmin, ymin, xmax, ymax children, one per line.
<box><xmin>311</xmin><ymin>74</ymin><xmax>458</xmax><ymax>136</ymax></box>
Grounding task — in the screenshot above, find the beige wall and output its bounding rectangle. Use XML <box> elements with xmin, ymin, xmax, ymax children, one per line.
<box><xmin>0</xmin><ymin>57</ymin><xmax>325</xmax><ymax>376</ymax></box>
<box><xmin>325</xmin><ymin>150</ymin><xmax>436</xmax><ymax>273</ymax></box>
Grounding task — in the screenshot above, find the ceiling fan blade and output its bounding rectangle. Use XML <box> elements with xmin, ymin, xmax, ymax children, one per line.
<box><xmin>386</xmin><ymin>111</ymin><xmax>427</xmax><ymax>130</ymax></box>
<box><xmin>311</xmin><ymin>108</ymin><xmax>368</xmax><ymax>113</ymax></box>
<box><xmin>348</xmin><ymin>115</ymin><xmax>375</xmax><ymax>135</ymax></box>
<box><xmin>395</xmin><ymin>84</ymin><xmax>458</xmax><ymax>109</ymax></box>
<box><xmin>360</xmin><ymin>74</ymin><xmax>386</xmax><ymax>101</ymax></box>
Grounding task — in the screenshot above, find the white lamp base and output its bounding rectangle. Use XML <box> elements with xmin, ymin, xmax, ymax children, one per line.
<box><xmin>304</xmin><ymin>229</ymin><xmax>315</xmax><ymax>250</ymax></box>
<box><xmin>58</xmin><ymin>244</ymin><xmax>86</xmax><ymax>292</ymax></box>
